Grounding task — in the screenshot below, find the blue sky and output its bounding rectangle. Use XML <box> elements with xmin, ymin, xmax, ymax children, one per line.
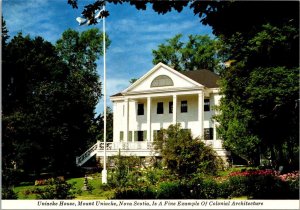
<box><xmin>3</xmin><ymin>0</ymin><xmax>213</xmax><ymax>115</ymax></box>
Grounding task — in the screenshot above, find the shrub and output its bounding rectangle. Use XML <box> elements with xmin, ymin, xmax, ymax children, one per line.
<box><xmin>198</xmin><ymin>179</ymin><xmax>219</xmax><ymax>199</ymax></box>
<box><xmin>156</xmin><ymin>181</ymin><xmax>184</xmax><ymax>199</ymax></box>
<box><xmin>114</xmin><ymin>186</ymin><xmax>155</xmax><ymax>199</ymax></box>
<box><xmin>35</xmin><ymin>176</ymin><xmax>65</xmax><ymax>186</ymax></box>
<box><xmin>279</xmin><ymin>171</ymin><xmax>299</xmax><ymax>199</ymax></box>
<box><xmin>187</xmin><ymin>176</ymin><xmax>221</xmax><ymax>199</ymax></box>
<box><xmin>217</xmin><ymin>181</ymin><xmax>231</xmax><ymax>198</ymax></box>
<box><xmin>2</xmin><ymin>188</ymin><xmax>18</xmax><ymax>199</ymax></box>
<box><xmin>153</xmin><ymin>123</ymin><xmax>223</xmax><ymax>178</ymax></box>
<box><xmin>36</xmin><ymin>178</ymin><xmax>75</xmax><ymax>199</ymax></box>
<box><xmin>108</xmin><ymin>152</ymin><xmax>141</xmax><ymax>189</ymax></box>
<box><xmin>227</xmin><ymin>169</ymin><xmax>299</xmax><ymax>199</ymax></box>
<box><xmin>228</xmin><ymin>175</ymin><xmax>248</xmax><ymax>197</ymax></box>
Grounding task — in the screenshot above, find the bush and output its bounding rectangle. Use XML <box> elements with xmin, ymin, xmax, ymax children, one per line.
<box><xmin>198</xmin><ymin>179</ymin><xmax>219</xmax><ymax>199</ymax></box>
<box><xmin>153</xmin><ymin>123</ymin><xmax>223</xmax><ymax>178</ymax></box>
<box><xmin>36</xmin><ymin>178</ymin><xmax>75</xmax><ymax>199</ymax></box>
<box><xmin>108</xmin><ymin>152</ymin><xmax>141</xmax><ymax>189</ymax></box>
<box><xmin>228</xmin><ymin>175</ymin><xmax>248</xmax><ymax>197</ymax></box>
<box><xmin>156</xmin><ymin>181</ymin><xmax>184</xmax><ymax>199</ymax></box>
<box><xmin>187</xmin><ymin>176</ymin><xmax>221</xmax><ymax>199</ymax></box>
<box><xmin>217</xmin><ymin>181</ymin><xmax>231</xmax><ymax>198</ymax></box>
<box><xmin>114</xmin><ymin>186</ymin><xmax>155</xmax><ymax>199</ymax></box>
<box><xmin>227</xmin><ymin>169</ymin><xmax>299</xmax><ymax>199</ymax></box>
<box><xmin>2</xmin><ymin>188</ymin><xmax>18</xmax><ymax>199</ymax></box>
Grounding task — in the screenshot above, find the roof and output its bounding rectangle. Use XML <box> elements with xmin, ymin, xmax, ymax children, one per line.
<box><xmin>110</xmin><ymin>68</ymin><xmax>220</xmax><ymax>97</ymax></box>
<box><xmin>111</xmin><ymin>92</ymin><xmax>123</xmax><ymax>97</ymax></box>
<box><xmin>181</xmin><ymin>69</ymin><xmax>220</xmax><ymax>88</ymax></box>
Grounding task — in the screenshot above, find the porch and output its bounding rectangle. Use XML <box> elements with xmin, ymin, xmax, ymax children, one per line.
<box><xmin>75</xmin><ymin>140</ymin><xmax>227</xmax><ymax>166</ymax></box>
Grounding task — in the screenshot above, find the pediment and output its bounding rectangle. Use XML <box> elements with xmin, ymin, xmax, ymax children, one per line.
<box><xmin>122</xmin><ymin>63</ymin><xmax>203</xmax><ymax>94</ymax></box>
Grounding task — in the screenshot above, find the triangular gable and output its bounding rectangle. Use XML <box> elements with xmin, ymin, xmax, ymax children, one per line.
<box><xmin>122</xmin><ymin>63</ymin><xmax>203</xmax><ymax>93</ymax></box>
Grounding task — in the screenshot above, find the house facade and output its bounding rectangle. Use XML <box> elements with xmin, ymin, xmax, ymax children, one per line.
<box><xmin>76</xmin><ymin>63</ymin><xmax>230</xmax><ymax>166</ymax></box>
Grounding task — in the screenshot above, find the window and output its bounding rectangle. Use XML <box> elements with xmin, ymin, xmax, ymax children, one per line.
<box><xmin>120</xmin><ymin>131</ymin><xmax>124</xmax><ymax>141</ymax></box>
<box><xmin>137</xmin><ymin>131</ymin><xmax>147</xmax><ymax>141</ymax></box>
<box><xmin>151</xmin><ymin>75</ymin><xmax>174</xmax><ymax>87</ymax></box>
<box><xmin>137</xmin><ymin>103</ymin><xmax>144</xmax><ymax>115</ymax></box>
<box><xmin>157</xmin><ymin>102</ymin><xmax>164</xmax><ymax>114</ymax></box>
<box><xmin>204</xmin><ymin>99</ymin><xmax>210</xmax><ymax>111</ymax></box>
<box><xmin>128</xmin><ymin>131</ymin><xmax>132</xmax><ymax>142</ymax></box>
<box><xmin>153</xmin><ymin>130</ymin><xmax>163</xmax><ymax>141</ymax></box>
<box><xmin>204</xmin><ymin>128</ymin><xmax>214</xmax><ymax>140</ymax></box>
<box><xmin>169</xmin><ymin>102</ymin><xmax>173</xmax><ymax>114</ymax></box>
<box><xmin>182</xmin><ymin>129</ymin><xmax>191</xmax><ymax>134</ymax></box>
<box><xmin>181</xmin><ymin>100</ymin><xmax>188</xmax><ymax>113</ymax></box>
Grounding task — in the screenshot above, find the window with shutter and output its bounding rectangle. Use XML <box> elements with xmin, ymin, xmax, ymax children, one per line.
<box><xmin>157</xmin><ymin>102</ymin><xmax>164</xmax><ymax>114</ymax></box>
<box><xmin>137</xmin><ymin>103</ymin><xmax>144</xmax><ymax>115</ymax></box>
<box><xmin>181</xmin><ymin>100</ymin><xmax>188</xmax><ymax>113</ymax></box>
<box><xmin>169</xmin><ymin>102</ymin><xmax>173</xmax><ymax>113</ymax></box>
<box><xmin>204</xmin><ymin>99</ymin><xmax>210</xmax><ymax>111</ymax></box>
<box><xmin>120</xmin><ymin>131</ymin><xmax>124</xmax><ymax>141</ymax></box>
<box><xmin>204</xmin><ymin>128</ymin><xmax>214</xmax><ymax>140</ymax></box>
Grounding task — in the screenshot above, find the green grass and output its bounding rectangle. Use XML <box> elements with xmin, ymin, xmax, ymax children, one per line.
<box><xmin>67</xmin><ymin>174</ymin><xmax>114</xmax><ymax>199</ymax></box>
<box><xmin>14</xmin><ymin>185</ymin><xmax>41</xmax><ymax>199</ymax></box>
<box><xmin>217</xmin><ymin>166</ymin><xmax>252</xmax><ymax>177</ymax></box>
<box><xmin>13</xmin><ymin>173</ymin><xmax>114</xmax><ymax>200</ymax></box>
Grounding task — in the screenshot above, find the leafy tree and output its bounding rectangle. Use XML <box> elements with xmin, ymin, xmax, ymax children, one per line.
<box><xmin>2</xmin><ymin>27</ymin><xmax>111</xmax><ymax>181</ymax></box>
<box><xmin>56</xmin><ymin>28</ymin><xmax>110</xmax><ymax>70</ymax></box>
<box><xmin>215</xmin><ymin>22</ymin><xmax>299</xmax><ymax>165</ymax></box>
<box><xmin>92</xmin><ymin>107</ymin><xmax>113</xmax><ymax>143</ymax></box>
<box><xmin>55</xmin><ymin>28</ymin><xmax>111</xmax><ymax>148</ymax></box>
<box><xmin>129</xmin><ymin>78</ymin><xmax>137</xmax><ymax>84</ymax></box>
<box><xmin>2</xmin><ymin>16</ymin><xmax>9</xmax><ymax>47</ymax></box>
<box><xmin>153</xmin><ymin>124</ymin><xmax>223</xmax><ymax>177</ymax></box>
<box><xmin>2</xmin><ymin>33</ymin><xmax>71</xmax><ymax>176</ymax></box>
<box><xmin>152</xmin><ymin>34</ymin><xmax>220</xmax><ymax>71</ymax></box>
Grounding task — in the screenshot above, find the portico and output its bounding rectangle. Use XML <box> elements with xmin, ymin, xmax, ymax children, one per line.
<box><xmin>118</xmin><ymin>90</ymin><xmax>206</xmax><ymax>143</ymax></box>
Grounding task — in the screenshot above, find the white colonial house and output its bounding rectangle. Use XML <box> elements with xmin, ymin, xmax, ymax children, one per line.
<box><xmin>76</xmin><ymin>63</ymin><xmax>230</xmax><ymax>166</ymax></box>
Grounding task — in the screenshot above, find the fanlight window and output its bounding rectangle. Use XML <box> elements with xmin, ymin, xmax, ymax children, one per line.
<box><xmin>150</xmin><ymin>75</ymin><xmax>174</xmax><ymax>87</ymax></box>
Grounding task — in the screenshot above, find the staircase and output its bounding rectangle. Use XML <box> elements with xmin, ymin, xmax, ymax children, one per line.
<box><xmin>76</xmin><ymin>142</ymin><xmax>99</xmax><ymax>166</ymax></box>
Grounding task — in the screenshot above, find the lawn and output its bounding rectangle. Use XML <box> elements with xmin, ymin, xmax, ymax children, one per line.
<box><xmin>14</xmin><ymin>173</ymin><xmax>114</xmax><ymax>200</ymax></box>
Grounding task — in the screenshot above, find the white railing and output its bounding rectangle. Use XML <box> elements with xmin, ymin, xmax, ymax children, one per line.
<box><xmin>204</xmin><ymin>140</ymin><xmax>223</xmax><ymax>149</ymax></box>
<box><xmin>76</xmin><ymin>142</ymin><xmax>98</xmax><ymax>166</ymax></box>
<box><xmin>76</xmin><ymin>141</ymin><xmax>153</xmax><ymax>166</ymax></box>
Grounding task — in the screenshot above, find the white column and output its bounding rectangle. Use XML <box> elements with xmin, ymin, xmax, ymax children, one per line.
<box><xmin>198</xmin><ymin>92</ymin><xmax>204</xmax><ymax>138</ymax></box>
<box><xmin>124</xmin><ymin>99</ymin><xmax>129</xmax><ymax>142</ymax></box>
<box><xmin>213</xmin><ymin>120</ymin><xmax>217</xmax><ymax>141</ymax></box>
<box><xmin>147</xmin><ymin>97</ymin><xmax>151</xmax><ymax>141</ymax></box>
<box><xmin>173</xmin><ymin>94</ymin><xmax>177</xmax><ymax>124</ymax></box>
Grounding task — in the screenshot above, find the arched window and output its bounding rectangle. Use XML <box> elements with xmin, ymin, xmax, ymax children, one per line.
<box><xmin>150</xmin><ymin>75</ymin><xmax>174</xmax><ymax>87</ymax></box>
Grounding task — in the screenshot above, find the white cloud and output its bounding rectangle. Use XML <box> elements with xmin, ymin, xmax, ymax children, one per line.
<box><xmin>3</xmin><ymin>0</ymin><xmax>75</xmax><ymax>43</ymax></box>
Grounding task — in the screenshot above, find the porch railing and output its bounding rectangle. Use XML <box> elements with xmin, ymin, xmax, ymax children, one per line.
<box><xmin>76</xmin><ymin>141</ymin><xmax>153</xmax><ymax>166</ymax></box>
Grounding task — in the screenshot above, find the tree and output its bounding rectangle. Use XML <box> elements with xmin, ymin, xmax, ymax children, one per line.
<box><xmin>153</xmin><ymin>124</ymin><xmax>223</xmax><ymax>177</ymax></box>
<box><xmin>2</xmin><ymin>27</ymin><xmax>111</xmax><ymax>180</ymax></box>
<box><xmin>2</xmin><ymin>16</ymin><xmax>9</xmax><ymax>47</ymax></box>
<box><xmin>215</xmin><ymin>20</ymin><xmax>299</xmax><ymax>166</ymax></box>
<box><xmin>55</xmin><ymin>28</ymin><xmax>111</xmax><ymax>148</ymax></box>
<box><xmin>129</xmin><ymin>78</ymin><xmax>137</xmax><ymax>84</ymax></box>
<box><xmin>152</xmin><ymin>34</ymin><xmax>220</xmax><ymax>71</ymax></box>
<box><xmin>92</xmin><ymin>107</ymin><xmax>114</xmax><ymax>143</ymax></box>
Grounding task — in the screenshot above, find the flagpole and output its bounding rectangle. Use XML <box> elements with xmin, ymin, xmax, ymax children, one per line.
<box><xmin>102</xmin><ymin>3</ymin><xmax>107</xmax><ymax>184</ymax></box>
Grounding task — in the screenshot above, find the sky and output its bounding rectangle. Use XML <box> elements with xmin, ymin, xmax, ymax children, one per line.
<box><xmin>3</xmin><ymin>0</ymin><xmax>213</xmax><ymax>115</ymax></box>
